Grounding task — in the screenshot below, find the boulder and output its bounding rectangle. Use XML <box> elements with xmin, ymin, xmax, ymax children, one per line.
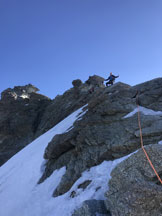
<box><xmin>72</xmin><ymin>79</ymin><xmax>82</xmax><ymax>87</ymax></box>
<box><xmin>85</xmin><ymin>75</ymin><xmax>105</xmax><ymax>87</ymax></box>
<box><xmin>105</xmin><ymin>144</ymin><xmax>162</xmax><ymax>216</ymax></box>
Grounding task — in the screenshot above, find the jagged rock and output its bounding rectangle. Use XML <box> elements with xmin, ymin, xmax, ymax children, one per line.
<box><xmin>132</xmin><ymin>78</ymin><xmax>162</xmax><ymax>111</ymax></box>
<box><xmin>0</xmin><ymin>76</ymin><xmax>106</xmax><ymax>166</ymax></box>
<box><xmin>78</xmin><ymin>180</ymin><xmax>92</xmax><ymax>190</ymax></box>
<box><xmin>35</xmin><ymin>75</ymin><xmax>105</xmax><ymax>137</ymax></box>
<box><xmin>0</xmin><ymin>84</ymin><xmax>51</xmax><ymax>166</ymax></box>
<box><xmin>40</xmin><ymin>78</ymin><xmax>162</xmax><ymax>197</ymax></box>
<box><xmin>72</xmin><ymin>79</ymin><xmax>83</xmax><ymax>87</ymax></box>
<box><xmin>72</xmin><ymin>200</ymin><xmax>110</xmax><ymax>216</ymax></box>
<box><xmin>105</xmin><ymin>144</ymin><xmax>162</xmax><ymax>216</ymax></box>
<box><xmin>69</xmin><ymin>180</ymin><xmax>92</xmax><ymax>198</ymax></box>
<box><xmin>85</xmin><ymin>75</ymin><xmax>105</xmax><ymax>86</ymax></box>
<box><xmin>1</xmin><ymin>84</ymin><xmax>40</xmax><ymax>101</ymax></box>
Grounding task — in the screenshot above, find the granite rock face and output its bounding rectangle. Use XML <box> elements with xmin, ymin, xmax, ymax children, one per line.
<box><xmin>40</xmin><ymin>78</ymin><xmax>162</xmax><ymax>199</ymax></box>
<box><xmin>0</xmin><ymin>76</ymin><xmax>105</xmax><ymax>166</ymax></box>
<box><xmin>132</xmin><ymin>78</ymin><xmax>162</xmax><ymax>111</ymax></box>
<box><xmin>0</xmin><ymin>84</ymin><xmax>51</xmax><ymax>166</ymax></box>
<box><xmin>105</xmin><ymin>144</ymin><xmax>162</xmax><ymax>216</ymax></box>
<box><xmin>1</xmin><ymin>77</ymin><xmax>162</xmax><ymax>216</ymax></box>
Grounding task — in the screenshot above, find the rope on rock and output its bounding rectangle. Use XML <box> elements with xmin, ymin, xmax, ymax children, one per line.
<box><xmin>136</xmin><ymin>92</ymin><xmax>162</xmax><ymax>184</ymax></box>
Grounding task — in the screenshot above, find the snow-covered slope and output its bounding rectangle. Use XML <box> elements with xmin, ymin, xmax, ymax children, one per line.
<box><xmin>0</xmin><ymin>106</ymin><xmax>130</xmax><ymax>216</ymax></box>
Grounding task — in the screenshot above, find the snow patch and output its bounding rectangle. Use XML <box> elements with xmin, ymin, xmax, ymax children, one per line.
<box><xmin>158</xmin><ymin>141</ymin><xmax>162</xmax><ymax>145</ymax></box>
<box><xmin>123</xmin><ymin>106</ymin><xmax>162</xmax><ymax>118</ymax></box>
<box><xmin>20</xmin><ymin>94</ymin><xmax>29</xmax><ymax>99</ymax></box>
<box><xmin>76</xmin><ymin>104</ymin><xmax>88</xmax><ymax>119</ymax></box>
<box><xmin>65</xmin><ymin>104</ymin><xmax>88</xmax><ymax>132</ymax></box>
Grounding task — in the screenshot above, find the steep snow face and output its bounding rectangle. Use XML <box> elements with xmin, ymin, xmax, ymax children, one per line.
<box><xmin>0</xmin><ymin>105</ymin><xmax>132</xmax><ymax>216</ymax></box>
<box><xmin>0</xmin><ymin>106</ymin><xmax>86</xmax><ymax>216</ymax></box>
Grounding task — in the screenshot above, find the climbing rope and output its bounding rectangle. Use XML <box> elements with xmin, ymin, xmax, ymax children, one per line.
<box><xmin>136</xmin><ymin>92</ymin><xmax>162</xmax><ymax>184</ymax></box>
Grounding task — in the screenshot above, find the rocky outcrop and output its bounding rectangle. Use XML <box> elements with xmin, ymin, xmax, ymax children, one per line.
<box><xmin>72</xmin><ymin>199</ymin><xmax>110</xmax><ymax>216</ymax></box>
<box><xmin>35</xmin><ymin>75</ymin><xmax>105</xmax><ymax>137</ymax></box>
<box><xmin>0</xmin><ymin>76</ymin><xmax>105</xmax><ymax>166</ymax></box>
<box><xmin>132</xmin><ymin>78</ymin><xmax>162</xmax><ymax>111</ymax></box>
<box><xmin>1</xmin><ymin>84</ymin><xmax>40</xmax><ymax>101</ymax></box>
<box><xmin>0</xmin><ymin>84</ymin><xmax>51</xmax><ymax>166</ymax></box>
<box><xmin>1</xmin><ymin>76</ymin><xmax>162</xmax><ymax>215</ymax></box>
<box><xmin>105</xmin><ymin>144</ymin><xmax>162</xmax><ymax>216</ymax></box>
<box><xmin>39</xmin><ymin>78</ymin><xmax>162</xmax><ymax>198</ymax></box>
<box><xmin>72</xmin><ymin>79</ymin><xmax>82</xmax><ymax>87</ymax></box>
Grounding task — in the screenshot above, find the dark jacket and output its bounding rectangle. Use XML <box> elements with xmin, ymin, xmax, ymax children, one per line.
<box><xmin>105</xmin><ymin>75</ymin><xmax>119</xmax><ymax>81</ymax></box>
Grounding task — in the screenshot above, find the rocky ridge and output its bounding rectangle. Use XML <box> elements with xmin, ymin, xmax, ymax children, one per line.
<box><xmin>40</xmin><ymin>78</ymin><xmax>162</xmax><ymax>196</ymax></box>
<box><xmin>1</xmin><ymin>76</ymin><xmax>162</xmax><ymax>215</ymax></box>
<box><xmin>0</xmin><ymin>76</ymin><xmax>104</xmax><ymax>166</ymax></box>
<box><xmin>40</xmin><ymin>77</ymin><xmax>162</xmax><ymax>215</ymax></box>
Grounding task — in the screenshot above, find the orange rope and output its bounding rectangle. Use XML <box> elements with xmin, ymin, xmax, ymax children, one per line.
<box><xmin>136</xmin><ymin>97</ymin><xmax>162</xmax><ymax>184</ymax></box>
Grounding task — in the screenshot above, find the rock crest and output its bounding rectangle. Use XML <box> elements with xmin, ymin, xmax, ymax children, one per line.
<box><xmin>40</xmin><ymin>78</ymin><xmax>162</xmax><ymax>200</ymax></box>
<box><xmin>1</xmin><ymin>76</ymin><xmax>162</xmax><ymax>216</ymax></box>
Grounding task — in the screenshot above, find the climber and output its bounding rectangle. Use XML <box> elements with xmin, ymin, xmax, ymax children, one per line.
<box><xmin>105</xmin><ymin>72</ymin><xmax>119</xmax><ymax>86</ymax></box>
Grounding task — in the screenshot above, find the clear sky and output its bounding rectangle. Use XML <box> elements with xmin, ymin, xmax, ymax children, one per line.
<box><xmin>0</xmin><ymin>0</ymin><xmax>162</xmax><ymax>99</ymax></box>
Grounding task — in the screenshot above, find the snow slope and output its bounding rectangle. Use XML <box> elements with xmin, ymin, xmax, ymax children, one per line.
<box><xmin>0</xmin><ymin>106</ymin><xmax>133</xmax><ymax>216</ymax></box>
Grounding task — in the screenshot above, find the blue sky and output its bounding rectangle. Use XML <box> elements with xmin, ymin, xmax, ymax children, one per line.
<box><xmin>0</xmin><ymin>0</ymin><xmax>162</xmax><ymax>99</ymax></box>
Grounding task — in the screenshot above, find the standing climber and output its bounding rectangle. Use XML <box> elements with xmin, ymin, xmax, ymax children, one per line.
<box><xmin>105</xmin><ymin>72</ymin><xmax>119</xmax><ymax>86</ymax></box>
